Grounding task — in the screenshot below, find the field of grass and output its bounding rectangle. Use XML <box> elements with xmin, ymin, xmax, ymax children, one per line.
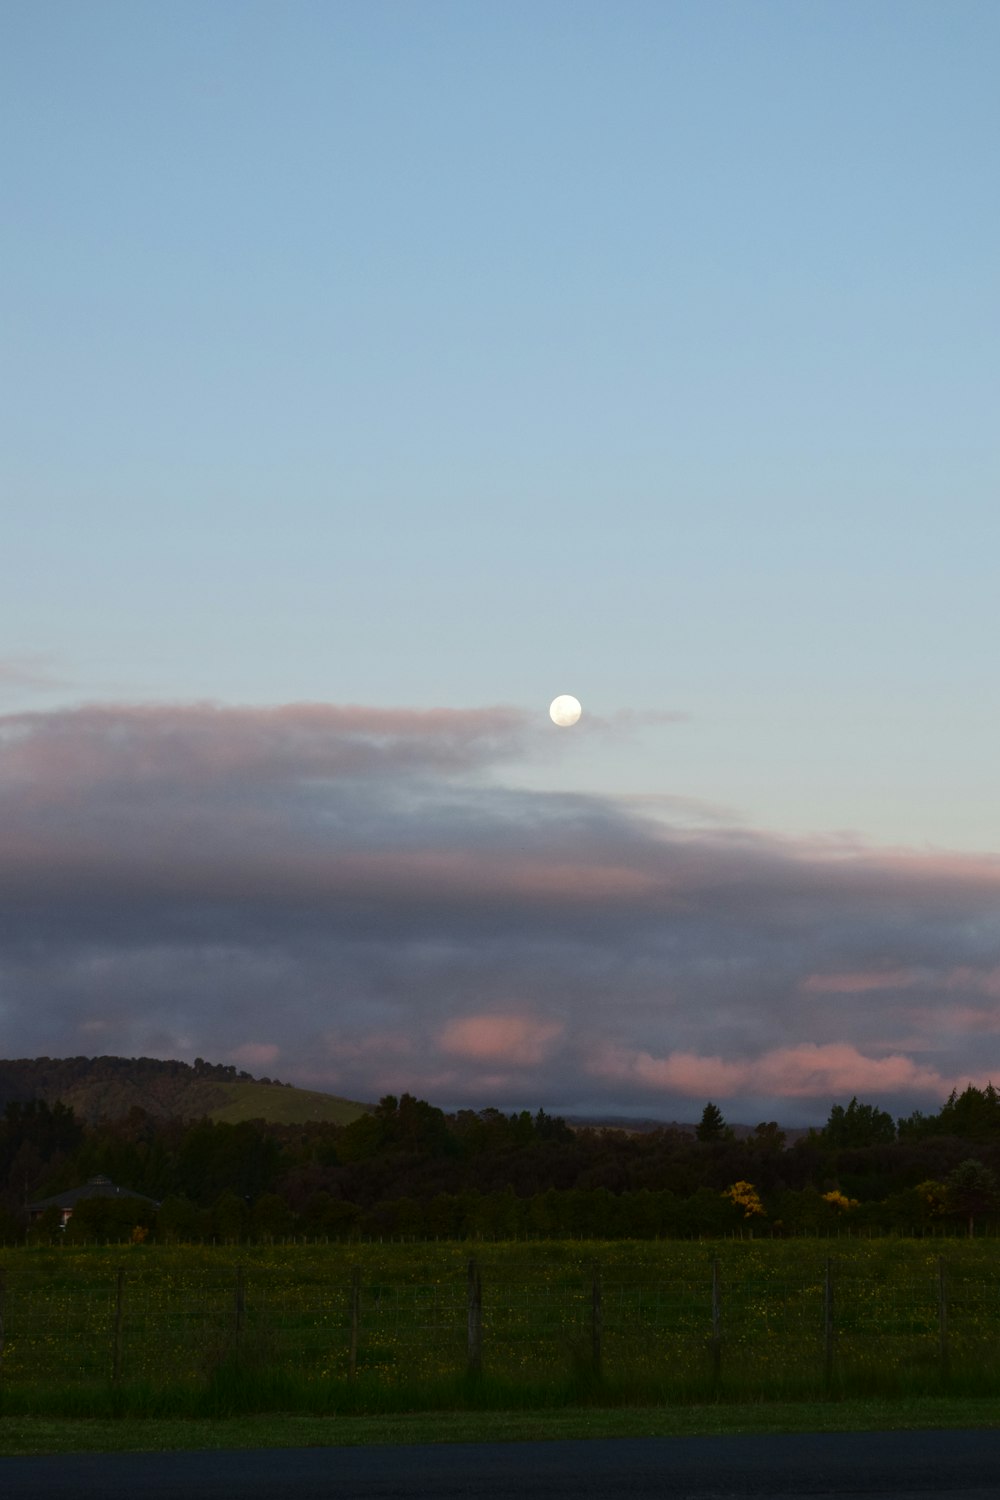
<box><xmin>3</xmin><ymin>1238</ymin><xmax>1000</xmax><ymax>1420</ymax></box>
<box><xmin>205</xmin><ymin>1080</ymin><xmax>370</xmax><ymax>1125</ymax></box>
<box><xmin>5</xmin><ymin>1397</ymin><xmax>1000</xmax><ymax>1455</ymax></box>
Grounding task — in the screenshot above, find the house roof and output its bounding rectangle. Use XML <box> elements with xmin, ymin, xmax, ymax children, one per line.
<box><xmin>28</xmin><ymin>1174</ymin><xmax>159</xmax><ymax>1211</ymax></box>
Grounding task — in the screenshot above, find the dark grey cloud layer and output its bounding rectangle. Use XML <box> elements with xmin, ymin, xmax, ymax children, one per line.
<box><xmin>2</xmin><ymin>702</ymin><xmax>1000</xmax><ymax>1122</ymax></box>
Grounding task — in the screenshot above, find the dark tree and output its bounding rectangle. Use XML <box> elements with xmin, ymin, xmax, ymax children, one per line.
<box><xmin>899</xmin><ymin>1084</ymin><xmax>1000</xmax><ymax>1143</ymax></box>
<box><xmin>696</xmin><ymin>1102</ymin><xmax>727</xmax><ymax>1143</ymax></box>
<box><xmin>752</xmin><ymin>1121</ymin><xmax>787</xmax><ymax>1153</ymax></box>
<box><xmin>944</xmin><ymin>1158</ymin><xmax>998</xmax><ymax>1237</ymax></box>
<box><xmin>938</xmin><ymin>1085</ymin><xmax>1000</xmax><ymax>1141</ymax></box>
<box><xmin>822</xmin><ymin>1097</ymin><xmax>896</xmax><ymax>1149</ymax></box>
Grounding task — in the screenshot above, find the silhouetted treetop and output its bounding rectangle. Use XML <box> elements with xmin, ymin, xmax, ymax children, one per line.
<box><xmin>822</xmin><ymin>1097</ymin><xmax>896</xmax><ymax>1149</ymax></box>
<box><xmin>696</xmin><ymin>1101</ymin><xmax>730</xmax><ymax>1143</ymax></box>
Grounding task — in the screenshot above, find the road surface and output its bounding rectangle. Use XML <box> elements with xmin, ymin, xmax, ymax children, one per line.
<box><xmin>2</xmin><ymin>1428</ymin><xmax>998</xmax><ymax>1498</ymax></box>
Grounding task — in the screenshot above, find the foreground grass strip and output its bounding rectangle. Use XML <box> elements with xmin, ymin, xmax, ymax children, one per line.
<box><xmin>3</xmin><ymin>1398</ymin><xmax>1000</xmax><ymax>1455</ymax></box>
<box><xmin>9</xmin><ymin>1236</ymin><xmax>1000</xmax><ymax>1407</ymax></box>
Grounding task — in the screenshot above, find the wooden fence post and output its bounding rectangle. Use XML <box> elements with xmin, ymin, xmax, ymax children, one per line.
<box><xmin>234</xmin><ymin>1264</ymin><xmax>246</xmax><ymax>1360</ymax></box>
<box><xmin>112</xmin><ymin>1267</ymin><xmax>125</xmax><ymax>1382</ymax></box>
<box><xmin>710</xmin><ymin>1257</ymin><xmax>721</xmax><ymax>1383</ymax></box>
<box><xmin>591</xmin><ymin>1262</ymin><xmax>603</xmax><ymax>1378</ymax></box>
<box><xmin>823</xmin><ymin>1257</ymin><xmax>834</xmax><ymax>1390</ymax></box>
<box><xmin>938</xmin><ymin>1257</ymin><xmax>949</xmax><ymax>1381</ymax></box>
<box><xmin>467</xmin><ymin>1257</ymin><xmax>482</xmax><ymax>1378</ymax></box>
<box><xmin>0</xmin><ymin>1266</ymin><xmax>6</xmax><ymax>1390</ymax></box>
<box><xmin>348</xmin><ymin>1265</ymin><xmax>361</xmax><ymax>1380</ymax></box>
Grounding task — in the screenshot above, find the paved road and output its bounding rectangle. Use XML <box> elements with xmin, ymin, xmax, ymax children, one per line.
<box><xmin>2</xmin><ymin>1429</ymin><xmax>999</xmax><ymax>1499</ymax></box>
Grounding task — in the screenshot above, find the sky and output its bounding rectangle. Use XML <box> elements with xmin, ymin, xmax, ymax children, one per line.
<box><xmin>2</xmin><ymin>1</ymin><xmax>999</xmax><ymax>1124</ymax></box>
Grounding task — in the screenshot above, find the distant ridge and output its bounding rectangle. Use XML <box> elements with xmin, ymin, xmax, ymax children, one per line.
<box><xmin>0</xmin><ymin>1055</ymin><xmax>371</xmax><ymax>1126</ymax></box>
<box><xmin>564</xmin><ymin>1115</ymin><xmax>814</xmax><ymax>1144</ymax></box>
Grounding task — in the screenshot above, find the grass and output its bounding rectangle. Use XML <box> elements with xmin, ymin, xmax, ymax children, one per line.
<box><xmin>3</xmin><ymin>1397</ymin><xmax>1000</xmax><ymax>1456</ymax></box>
<box><xmin>207</xmin><ymin>1081</ymin><xmax>369</xmax><ymax>1125</ymax></box>
<box><xmin>5</xmin><ymin>1238</ymin><xmax>1000</xmax><ymax>1426</ymax></box>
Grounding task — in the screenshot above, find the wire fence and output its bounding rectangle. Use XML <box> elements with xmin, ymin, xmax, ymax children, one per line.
<box><xmin>2</xmin><ymin>1256</ymin><xmax>998</xmax><ymax>1395</ymax></box>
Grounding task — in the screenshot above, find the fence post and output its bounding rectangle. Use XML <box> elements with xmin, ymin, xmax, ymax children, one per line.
<box><xmin>349</xmin><ymin>1265</ymin><xmax>361</xmax><ymax>1380</ymax></box>
<box><xmin>938</xmin><ymin>1257</ymin><xmax>949</xmax><ymax>1381</ymax></box>
<box><xmin>591</xmin><ymin>1262</ymin><xmax>603</xmax><ymax>1378</ymax></box>
<box><xmin>710</xmin><ymin>1257</ymin><xmax>721</xmax><ymax>1383</ymax></box>
<box><xmin>112</xmin><ymin>1267</ymin><xmax>125</xmax><ymax>1382</ymax></box>
<box><xmin>234</xmin><ymin>1264</ymin><xmax>246</xmax><ymax>1360</ymax></box>
<box><xmin>823</xmin><ymin>1257</ymin><xmax>834</xmax><ymax>1390</ymax></box>
<box><xmin>0</xmin><ymin>1266</ymin><xmax>5</xmax><ymax>1393</ymax></box>
<box><xmin>467</xmin><ymin>1257</ymin><xmax>482</xmax><ymax>1378</ymax></box>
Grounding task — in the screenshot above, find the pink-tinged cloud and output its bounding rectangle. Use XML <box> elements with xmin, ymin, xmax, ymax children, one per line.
<box><xmin>4</xmin><ymin>698</ymin><xmax>1000</xmax><ymax>1120</ymax></box>
<box><xmin>908</xmin><ymin>1005</ymin><xmax>1000</xmax><ymax>1035</ymax></box>
<box><xmin>803</xmin><ymin>969</ymin><xmax>919</xmax><ymax>994</ymax></box>
<box><xmin>0</xmin><ymin>654</ymin><xmax>68</xmax><ymax>690</ymax></box>
<box><xmin>588</xmin><ymin>1042</ymin><xmax>952</xmax><ymax>1100</ymax></box>
<box><xmin>865</xmin><ymin>849</ymin><xmax>1000</xmax><ymax>897</ymax></box>
<box><xmin>440</xmin><ymin>1014</ymin><xmax>564</xmax><ymax>1066</ymax></box>
<box><xmin>945</xmin><ymin>966</ymin><xmax>1000</xmax><ymax>999</ymax></box>
<box><xmin>949</xmin><ymin>1007</ymin><xmax>1000</xmax><ymax>1033</ymax></box>
<box><xmin>0</xmin><ymin>701</ymin><xmax>530</xmax><ymax>795</ymax></box>
<box><xmin>231</xmin><ymin>1042</ymin><xmax>281</xmax><ymax>1067</ymax></box>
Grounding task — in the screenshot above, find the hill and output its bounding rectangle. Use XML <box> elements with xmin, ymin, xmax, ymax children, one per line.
<box><xmin>0</xmin><ymin>1055</ymin><xmax>370</xmax><ymax>1126</ymax></box>
<box><xmin>205</xmin><ymin>1079</ymin><xmax>369</xmax><ymax>1125</ymax></box>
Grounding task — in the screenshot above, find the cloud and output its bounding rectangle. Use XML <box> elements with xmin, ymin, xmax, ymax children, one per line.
<box><xmin>2</xmin><ymin>699</ymin><xmax>1000</xmax><ymax>1122</ymax></box>
<box><xmin>945</xmin><ymin>966</ymin><xmax>1000</xmax><ymax>1000</ymax></box>
<box><xmin>0</xmin><ymin>654</ymin><xmax>69</xmax><ymax>691</ymax></box>
<box><xmin>0</xmin><ymin>701</ymin><xmax>528</xmax><ymax>791</ymax></box>
<box><xmin>440</xmin><ymin>1014</ymin><xmax>564</xmax><ymax>1066</ymax></box>
<box><xmin>587</xmin><ymin>1042</ymin><xmax>952</xmax><ymax>1100</ymax></box>
<box><xmin>589</xmin><ymin>708</ymin><xmax>692</xmax><ymax>730</ymax></box>
<box><xmin>232</xmin><ymin>1042</ymin><xmax>281</xmax><ymax>1067</ymax></box>
<box><xmin>802</xmin><ymin>970</ymin><xmax>919</xmax><ymax>994</ymax></box>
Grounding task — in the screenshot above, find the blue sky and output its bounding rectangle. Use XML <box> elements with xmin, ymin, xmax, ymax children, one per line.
<box><xmin>2</xmin><ymin>2</ymin><xmax>999</xmax><ymax>1119</ymax></box>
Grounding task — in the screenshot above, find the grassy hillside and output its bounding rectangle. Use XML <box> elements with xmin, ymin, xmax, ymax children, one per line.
<box><xmin>207</xmin><ymin>1079</ymin><xmax>369</xmax><ymax>1125</ymax></box>
<box><xmin>0</xmin><ymin>1054</ymin><xmax>371</xmax><ymax>1126</ymax></box>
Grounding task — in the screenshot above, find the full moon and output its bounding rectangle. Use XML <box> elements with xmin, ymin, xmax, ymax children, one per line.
<box><xmin>549</xmin><ymin>694</ymin><xmax>582</xmax><ymax>727</ymax></box>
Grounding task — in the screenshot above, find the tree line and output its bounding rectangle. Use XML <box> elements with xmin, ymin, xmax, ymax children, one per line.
<box><xmin>4</xmin><ymin>1085</ymin><xmax>1000</xmax><ymax>1242</ymax></box>
<box><xmin>0</xmin><ymin>1054</ymin><xmax>293</xmax><ymax>1128</ymax></box>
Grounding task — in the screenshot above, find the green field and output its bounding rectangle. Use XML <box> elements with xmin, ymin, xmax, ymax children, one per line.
<box><xmin>6</xmin><ymin>1397</ymin><xmax>1000</xmax><ymax>1455</ymax></box>
<box><xmin>204</xmin><ymin>1080</ymin><xmax>370</xmax><ymax>1125</ymax></box>
<box><xmin>2</xmin><ymin>1238</ymin><xmax>1000</xmax><ymax>1418</ymax></box>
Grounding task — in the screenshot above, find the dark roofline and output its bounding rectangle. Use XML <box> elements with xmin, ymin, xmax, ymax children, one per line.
<box><xmin>29</xmin><ymin>1175</ymin><xmax>159</xmax><ymax>1211</ymax></box>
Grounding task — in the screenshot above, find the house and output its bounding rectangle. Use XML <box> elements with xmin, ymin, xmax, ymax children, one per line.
<box><xmin>28</xmin><ymin>1174</ymin><xmax>159</xmax><ymax>1228</ymax></box>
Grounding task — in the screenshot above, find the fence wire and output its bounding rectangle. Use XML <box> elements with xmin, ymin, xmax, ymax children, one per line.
<box><xmin>1</xmin><ymin>1260</ymin><xmax>998</xmax><ymax>1391</ymax></box>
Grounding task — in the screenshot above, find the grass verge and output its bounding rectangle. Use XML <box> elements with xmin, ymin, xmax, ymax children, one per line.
<box><xmin>2</xmin><ymin>1397</ymin><xmax>1000</xmax><ymax>1455</ymax></box>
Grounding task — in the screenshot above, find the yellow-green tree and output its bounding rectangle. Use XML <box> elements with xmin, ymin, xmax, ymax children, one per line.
<box><xmin>821</xmin><ymin>1189</ymin><xmax>859</xmax><ymax>1211</ymax></box>
<box><xmin>723</xmin><ymin>1180</ymin><xmax>765</xmax><ymax>1218</ymax></box>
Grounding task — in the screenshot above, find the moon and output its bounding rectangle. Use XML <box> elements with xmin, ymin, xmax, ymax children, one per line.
<box><xmin>549</xmin><ymin>694</ymin><xmax>582</xmax><ymax>727</ymax></box>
